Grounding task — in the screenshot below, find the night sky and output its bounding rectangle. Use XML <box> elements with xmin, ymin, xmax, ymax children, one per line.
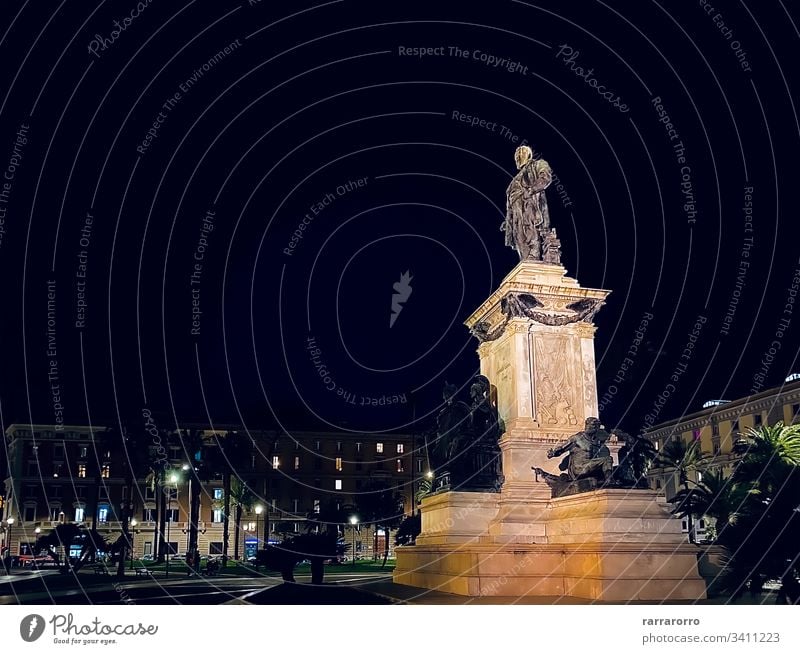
<box><xmin>0</xmin><ymin>0</ymin><xmax>798</xmax><ymax>439</ymax></box>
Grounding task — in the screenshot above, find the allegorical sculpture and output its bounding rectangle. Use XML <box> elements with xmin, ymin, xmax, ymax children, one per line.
<box><xmin>533</xmin><ymin>418</ymin><xmax>657</xmax><ymax>497</ymax></box>
<box><xmin>430</xmin><ymin>376</ymin><xmax>503</xmax><ymax>492</ymax></box>
<box><xmin>502</xmin><ymin>144</ymin><xmax>554</xmax><ymax>261</ymax></box>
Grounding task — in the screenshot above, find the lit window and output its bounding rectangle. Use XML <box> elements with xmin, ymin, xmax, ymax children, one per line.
<box><xmin>397</xmin><ymin>459</ymin><xmax>404</xmax><ymax>473</ymax></box>
<box><xmin>335</xmin><ymin>479</ymin><xmax>342</xmax><ymax>490</ymax></box>
<box><xmin>294</xmin><ymin>456</ymin><xmax>300</xmax><ymax>470</ymax></box>
<box><xmin>77</xmin><ymin>464</ymin><xmax>86</xmax><ymax>478</ymax></box>
<box><xmin>397</xmin><ymin>444</ymin><xmax>404</xmax><ymax>454</ymax></box>
<box><xmin>74</xmin><ymin>507</ymin><xmax>85</xmax><ymax>522</ymax></box>
<box><xmin>212</xmin><ymin>509</ymin><xmax>223</xmax><ymax>523</ymax></box>
<box><xmin>293</xmin><ymin>499</ymin><xmax>299</xmax><ymax>512</ymax></box>
<box><xmin>356</xmin><ymin>442</ymin><xmax>362</xmax><ymax>452</ymax></box>
<box><xmin>213</xmin><ymin>488</ymin><xmax>223</xmax><ymax>500</ymax></box>
<box><xmin>79</xmin><ymin>446</ymin><xmax>88</xmax><ymax>458</ymax></box>
<box><xmin>335</xmin><ymin>457</ymin><xmax>343</xmax><ymax>471</ymax></box>
<box><xmin>101</xmin><ymin>464</ymin><xmax>110</xmax><ymax>478</ymax></box>
<box><xmin>313</xmin><ymin>499</ymin><xmax>320</xmax><ymax>513</ymax></box>
<box><xmin>376</xmin><ymin>442</ymin><xmax>384</xmax><ymax>454</ymax></box>
<box><xmin>272</xmin><ymin>455</ymin><xmax>280</xmax><ymax>469</ymax></box>
<box><xmin>98</xmin><ymin>506</ymin><xmax>108</xmax><ymax>523</ymax></box>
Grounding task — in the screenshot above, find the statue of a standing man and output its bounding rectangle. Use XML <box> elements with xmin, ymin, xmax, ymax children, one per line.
<box><xmin>502</xmin><ymin>145</ymin><xmax>553</xmax><ymax>261</ymax></box>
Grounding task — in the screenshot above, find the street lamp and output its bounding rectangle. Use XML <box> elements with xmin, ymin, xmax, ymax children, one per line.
<box><xmin>254</xmin><ymin>504</ymin><xmax>263</xmax><ymax>548</ymax></box>
<box><xmin>129</xmin><ymin>519</ymin><xmax>138</xmax><ymax>570</ymax></box>
<box><xmin>349</xmin><ymin>515</ymin><xmax>359</xmax><ymax>566</ymax></box>
<box><xmin>166</xmin><ymin>472</ymin><xmax>179</xmax><ymax>578</ymax></box>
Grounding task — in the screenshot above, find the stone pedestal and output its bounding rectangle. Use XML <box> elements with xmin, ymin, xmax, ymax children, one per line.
<box><xmin>394</xmin><ymin>260</ymin><xmax>707</xmax><ymax>601</ymax></box>
<box><xmin>464</xmin><ymin>261</ymin><xmax>611</xmax><ymax>537</ymax></box>
<box><xmin>394</xmin><ymin>489</ymin><xmax>707</xmax><ymax>601</ymax></box>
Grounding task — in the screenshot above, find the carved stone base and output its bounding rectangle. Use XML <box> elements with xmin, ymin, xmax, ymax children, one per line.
<box><xmin>394</xmin><ymin>489</ymin><xmax>707</xmax><ymax>601</ymax></box>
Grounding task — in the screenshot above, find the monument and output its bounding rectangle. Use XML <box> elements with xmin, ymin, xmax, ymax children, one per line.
<box><xmin>394</xmin><ymin>146</ymin><xmax>707</xmax><ymax>601</ymax></box>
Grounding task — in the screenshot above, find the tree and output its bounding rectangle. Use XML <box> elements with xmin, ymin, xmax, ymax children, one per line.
<box><xmin>35</xmin><ymin>524</ymin><xmax>107</xmax><ymax>572</ymax></box>
<box><xmin>230</xmin><ymin>477</ymin><xmax>256</xmax><ymax>561</ymax></box>
<box><xmin>207</xmin><ymin>431</ymin><xmax>251</xmax><ymax>567</ymax></box>
<box><xmin>719</xmin><ymin>423</ymin><xmax>800</xmax><ymax>594</ymax></box>
<box><xmin>357</xmin><ymin>482</ymin><xmax>405</xmax><ymax>567</ymax></box>
<box><xmin>667</xmin><ymin>468</ymin><xmax>753</xmax><ymax>542</ymax></box>
<box><xmin>395</xmin><ymin>514</ymin><xmax>421</xmax><ymax>546</ymax></box>
<box><xmin>656</xmin><ymin>437</ymin><xmax>709</xmax><ymax>543</ymax></box>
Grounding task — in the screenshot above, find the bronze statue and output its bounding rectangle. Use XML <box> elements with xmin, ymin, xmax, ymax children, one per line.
<box><xmin>431</xmin><ymin>376</ymin><xmax>503</xmax><ymax>492</ymax></box>
<box><xmin>533</xmin><ymin>417</ymin><xmax>613</xmax><ymax>496</ymax></box>
<box><xmin>502</xmin><ymin>145</ymin><xmax>553</xmax><ymax>261</ymax></box>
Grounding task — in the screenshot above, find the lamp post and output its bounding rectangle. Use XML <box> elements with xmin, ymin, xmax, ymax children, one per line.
<box><xmin>129</xmin><ymin>519</ymin><xmax>138</xmax><ymax>570</ymax></box>
<box><xmin>2</xmin><ymin>518</ymin><xmax>14</xmax><ymax>570</ymax></box>
<box><xmin>166</xmin><ymin>472</ymin><xmax>179</xmax><ymax>578</ymax></box>
<box><xmin>254</xmin><ymin>504</ymin><xmax>263</xmax><ymax>549</ymax></box>
<box><xmin>349</xmin><ymin>515</ymin><xmax>359</xmax><ymax>566</ymax></box>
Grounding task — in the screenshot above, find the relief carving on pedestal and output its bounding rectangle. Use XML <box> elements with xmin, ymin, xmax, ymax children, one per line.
<box><xmin>534</xmin><ymin>336</ymin><xmax>579</xmax><ymax>427</ymax></box>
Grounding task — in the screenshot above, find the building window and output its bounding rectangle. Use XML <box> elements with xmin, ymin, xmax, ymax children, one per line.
<box><xmin>754</xmin><ymin>413</ymin><xmax>763</xmax><ymax>426</ymax></box>
<box><xmin>376</xmin><ymin>460</ymin><xmax>385</xmax><ymax>470</ymax></box>
<box><xmin>50</xmin><ymin>507</ymin><xmax>61</xmax><ymax>521</ymax></box>
<box><xmin>313</xmin><ymin>499</ymin><xmax>320</xmax><ymax>513</ymax></box>
<box><xmin>335</xmin><ymin>479</ymin><xmax>342</xmax><ymax>490</ymax></box>
<box><xmin>336</xmin><ymin>441</ymin><xmax>342</xmax><ymax>452</ymax></box>
<box><xmin>75</xmin><ymin>486</ymin><xmax>85</xmax><ymax>499</ymax></box>
<box><xmin>356</xmin><ymin>479</ymin><xmax>362</xmax><ymax>489</ymax></box>
<box><xmin>74</xmin><ymin>507</ymin><xmax>85</xmax><ymax>522</ymax></box>
<box><xmin>121</xmin><ymin>486</ymin><xmax>129</xmax><ymax>500</ymax></box>
<box><xmin>26</xmin><ymin>460</ymin><xmax>39</xmax><ymax>476</ymax></box>
<box><xmin>356</xmin><ymin>442</ymin><xmax>362</xmax><ymax>453</ymax></box>
<box><xmin>144</xmin><ymin>541</ymin><xmax>152</xmax><ymax>555</ymax></box>
<box><xmin>713</xmin><ymin>441</ymin><xmax>721</xmax><ymax>455</ymax></box>
<box><xmin>314</xmin><ymin>458</ymin><xmax>322</xmax><ymax>470</ymax></box>
<box><xmin>213</xmin><ymin>488</ymin><xmax>224</xmax><ymax>500</ymax></box>
<box><xmin>145</xmin><ymin>486</ymin><xmax>155</xmax><ymax>500</ymax></box>
<box><xmin>101</xmin><ymin>464</ymin><xmax>110</xmax><ymax>478</ymax></box>
<box><xmin>355</xmin><ymin>460</ymin><xmax>363</xmax><ymax>470</ymax></box>
<box><xmin>272</xmin><ymin>455</ymin><xmax>280</xmax><ymax>469</ymax></box>
<box><xmin>315</xmin><ymin>441</ymin><xmax>321</xmax><ymax>451</ymax></box>
<box><xmin>212</xmin><ymin>509</ymin><xmax>223</xmax><ymax>523</ymax></box>
<box><xmin>50</xmin><ymin>486</ymin><xmax>62</xmax><ymax>499</ymax></box>
<box><xmin>292</xmin><ymin>499</ymin><xmax>299</xmax><ymax>513</ymax></box>
<box><xmin>98</xmin><ymin>506</ymin><xmax>109</xmax><ymax>523</ymax></box>
<box><xmin>655</xmin><ymin>478</ymin><xmax>662</xmax><ymax>489</ymax></box>
<box><xmin>397</xmin><ymin>459</ymin><xmax>404</xmax><ymax>473</ymax></box>
<box><xmin>77</xmin><ymin>464</ymin><xmax>87</xmax><ymax>478</ymax></box>
<box><xmin>731</xmin><ymin>419</ymin><xmax>740</xmax><ymax>433</ymax></box>
<box><xmin>166</xmin><ymin>509</ymin><xmax>179</xmax><ymax>522</ymax></box>
<box><xmin>293</xmin><ymin>522</ymin><xmax>299</xmax><ymax>532</ymax></box>
<box><xmin>397</xmin><ymin>443</ymin><xmax>404</xmax><ymax>454</ymax></box>
<box><xmin>54</xmin><ymin>444</ymin><xmax>65</xmax><ymax>459</ymax></box>
<box><xmin>209</xmin><ymin>542</ymin><xmax>223</xmax><ymax>555</ymax></box>
<box><xmin>142</xmin><ymin>508</ymin><xmax>156</xmax><ymax>522</ymax></box>
<box><xmin>24</xmin><ymin>506</ymin><xmax>36</xmax><ymax>522</ymax></box>
<box><xmin>376</xmin><ymin>442</ymin><xmax>384</xmax><ymax>454</ymax></box>
<box><xmin>294</xmin><ymin>456</ymin><xmax>300</xmax><ymax>470</ymax></box>
<box><xmin>79</xmin><ymin>445</ymin><xmax>88</xmax><ymax>458</ymax></box>
<box><xmin>417</xmin><ymin>459</ymin><xmax>423</xmax><ymax>472</ymax></box>
<box><xmin>335</xmin><ymin>457</ymin><xmax>343</xmax><ymax>471</ymax></box>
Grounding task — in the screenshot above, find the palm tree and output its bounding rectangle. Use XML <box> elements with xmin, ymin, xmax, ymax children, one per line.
<box><xmin>656</xmin><ymin>437</ymin><xmax>709</xmax><ymax>543</ymax></box>
<box><xmin>721</xmin><ymin>422</ymin><xmax>800</xmax><ymax>591</ymax></box>
<box><xmin>667</xmin><ymin>468</ymin><xmax>753</xmax><ymax>541</ymax></box>
<box><xmin>207</xmin><ymin>431</ymin><xmax>251</xmax><ymax>567</ymax></box>
<box><xmin>230</xmin><ymin>477</ymin><xmax>256</xmax><ymax>561</ymax></box>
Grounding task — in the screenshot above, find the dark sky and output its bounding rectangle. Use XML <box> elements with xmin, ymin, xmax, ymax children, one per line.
<box><xmin>0</xmin><ymin>0</ymin><xmax>798</xmax><ymax>438</ymax></box>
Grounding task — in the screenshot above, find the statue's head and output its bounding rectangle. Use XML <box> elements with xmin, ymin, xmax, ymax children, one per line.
<box><xmin>585</xmin><ymin>417</ymin><xmax>601</xmax><ymax>433</ymax></box>
<box><xmin>443</xmin><ymin>381</ymin><xmax>458</xmax><ymax>402</ymax></box>
<box><xmin>470</xmin><ymin>375</ymin><xmax>491</xmax><ymax>402</ymax></box>
<box><xmin>514</xmin><ymin>145</ymin><xmax>533</xmax><ymax>169</ymax></box>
